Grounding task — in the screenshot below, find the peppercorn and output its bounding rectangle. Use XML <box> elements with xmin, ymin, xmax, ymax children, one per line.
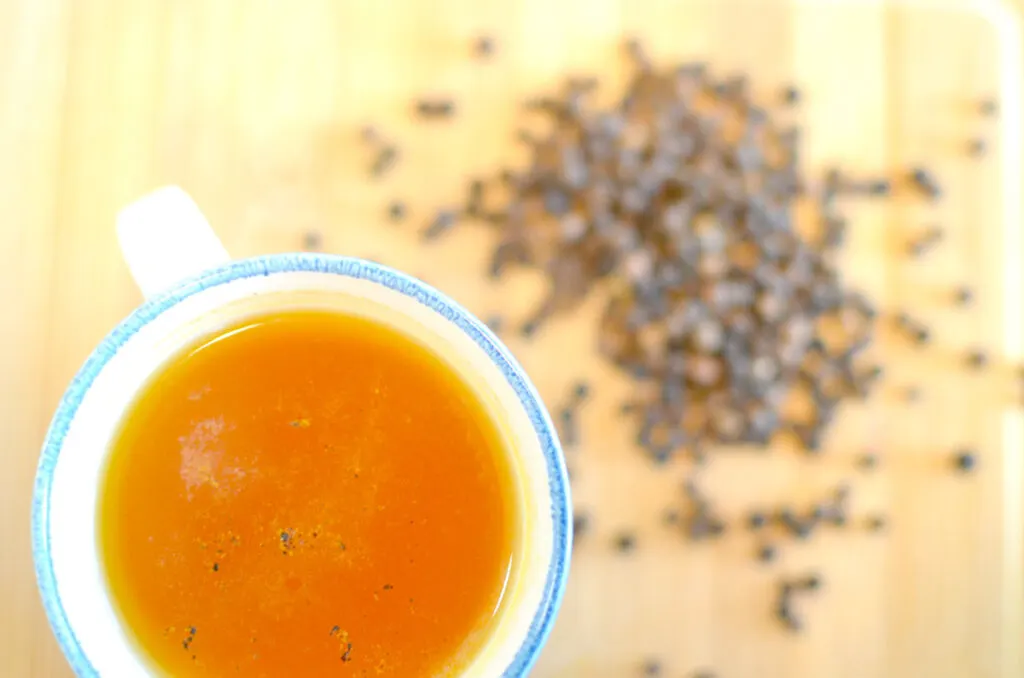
<box><xmin>857</xmin><ymin>452</ymin><xmax>878</xmax><ymax>471</ymax></box>
<box><xmin>954</xmin><ymin>285</ymin><xmax>974</xmax><ymax>307</ymax></box>
<box><xmin>866</xmin><ymin>514</ymin><xmax>887</xmax><ymax>532</ymax></box>
<box><xmin>954</xmin><ymin>449</ymin><xmax>978</xmax><ymax>473</ymax></box>
<box><xmin>474</xmin><ymin>35</ymin><xmax>496</xmax><ymax>58</ymax></box>
<box><xmin>641</xmin><ymin>659</ymin><xmax>662</xmax><ymax>676</ymax></box>
<box><xmin>613</xmin><ymin>531</ymin><xmax>637</xmax><ymax>553</ymax></box>
<box><xmin>966</xmin><ymin>349</ymin><xmax>989</xmax><ymax>370</ymax></box>
<box><xmin>387</xmin><ymin>200</ymin><xmax>406</xmax><ymax>222</ymax></box>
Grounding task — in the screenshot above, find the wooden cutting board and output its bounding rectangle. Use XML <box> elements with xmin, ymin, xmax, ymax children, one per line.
<box><xmin>1</xmin><ymin>1</ymin><xmax>1022</xmax><ymax>677</ymax></box>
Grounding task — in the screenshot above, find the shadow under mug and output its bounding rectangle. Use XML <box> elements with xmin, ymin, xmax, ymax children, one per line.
<box><xmin>31</xmin><ymin>187</ymin><xmax>572</xmax><ymax>677</ymax></box>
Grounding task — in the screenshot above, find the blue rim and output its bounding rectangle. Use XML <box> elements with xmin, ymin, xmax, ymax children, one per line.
<box><xmin>31</xmin><ymin>253</ymin><xmax>572</xmax><ymax>677</ymax></box>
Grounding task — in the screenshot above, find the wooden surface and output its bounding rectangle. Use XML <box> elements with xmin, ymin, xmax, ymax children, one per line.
<box><xmin>2</xmin><ymin>1</ymin><xmax>1023</xmax><ymax>676</ymax></box>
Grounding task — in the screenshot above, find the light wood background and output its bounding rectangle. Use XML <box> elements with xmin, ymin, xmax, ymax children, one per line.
<box><xmin>2</xmin><ymin>0</ymin><xmax>1023</xmax><ymax>677</ymax></box>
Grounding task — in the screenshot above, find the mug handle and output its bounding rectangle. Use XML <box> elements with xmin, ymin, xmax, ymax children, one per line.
<box><xmin>116</xmin><ymin>186</ymin><xmax>231</xmax><ymax>300</ymax></box>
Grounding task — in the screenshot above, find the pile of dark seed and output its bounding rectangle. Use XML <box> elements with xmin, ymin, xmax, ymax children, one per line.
<box><xmin>352</xmin><ymin>35</ymin><xmax>1005</xmax><ymax>662</ymax></box>
<box><xmin>456</xmin><ymin>41</ymin><xmax>885</xmax><ymax>463</ymax></box>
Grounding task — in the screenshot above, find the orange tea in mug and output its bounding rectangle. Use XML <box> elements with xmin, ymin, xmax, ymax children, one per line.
<box><xmin>33</xmin><ymin>188</ymin><xmax>570</xmax><ymax>678</ymax></box>
<box><xmin>100</xmin><ymin>310</ymin><xmax>518</xmax><ymax>676</ymax></box>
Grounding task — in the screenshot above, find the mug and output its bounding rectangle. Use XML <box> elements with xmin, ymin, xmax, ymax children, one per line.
<box><xmin>31</xmin><ymin>187</ymin><xmax>571</xmax><ymax>676</ymax></box>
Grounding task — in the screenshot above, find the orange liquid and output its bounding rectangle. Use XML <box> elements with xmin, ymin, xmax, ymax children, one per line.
<box><xmin>99</xmin><ymin>310</ymin><xmax>516</xmax><ymax>677</ymax></box>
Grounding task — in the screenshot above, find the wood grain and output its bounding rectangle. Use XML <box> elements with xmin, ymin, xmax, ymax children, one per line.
<box><xmin>1</xmin><ymin>1</ymin><xmax>1021</xmax><ymax>677</ymax></box>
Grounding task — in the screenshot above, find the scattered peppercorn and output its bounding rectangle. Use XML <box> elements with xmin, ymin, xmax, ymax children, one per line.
<box><xmin>747</xmin><ymin>511</ymin><xmax>768</xmax><ymax>531</ymax></box>
<box><xmin>775</xmin><ymin>584</ymin><xmax>801</xmax><ymax>632</ymax></box>
<box><xmin>966</xmin><ymin>348</ymin><xmax>989</xmax><ymax>369</ymax></box>
<box><xmin>466</xmin><ymin>179</ymin><xmax>485</xmax><ymax>216</ymax></box>
<box><xmin>302</xmin><ymin>231</ymin><xmax>323</xmax><ymax>252</ymax></box>
<box><xmin>360</xmin><ymin>125</ymin><xmax>379</xmax><ymax>144</ymax></box>
<box><xmin>895</xmin><ymin>311</ymin><xmax>932</xmax><ymax>344</ymax></box>
<box><xmin>520</xmin><ymin>318</ymin><xmax>541</xmax><ymax>339</ymax></box>
<box><xmin>857</xmin><ymin>452</ymin><xmax>878</xmax><ymax>471</ymax></box>
<box><xmin>641</xmin><ymin>659</ymin><xmax>662</xmax><ymax>676</ymax></box>
<box><xmin>954</xmin><ymin>285</ymin><xmax>974</xmax><ymax>307</ymax></box>
<box><xmin>757</xmin><ymin>543</ymin><xmax>777</xmax><ymax>563</ymax></box>
<box><xmin>573</xmin><ymin>512</ymin><xmax>590</xmax><ymax>541</ymax></box>
<box><xmin>371</xmin><ymin>145</ymin><xmax>399</xmax><ymax>177</ymax></box>
<box><xmin>909</xmin><ymin>166</ymin><xmax>943</xmax><ymax>200</ymax></box>
<box><xmin>475</xmin><ymin>35</ymin><xmax>496</xmax><ymax>58</ymax></box>
<box><xmin>614</xmin><ymin>531</ymin><xmax>637</xmax><ymax>553</ymax></box>
<box><xmin>967</xmin><ymin>138</ymin><xmax>987</xmax><ymax>158</ymax></box>
<box><xmin>954</xmin><ymin>449</ymin><xmax>978</xmax><ymax>473</ymax></box>
<box><xmin>798</xmin><ymin>573</ymin><xmax>822</xmax><ymax>591</ymax></box>
<box><xmin>907</xmin><ymin>225</ymin><xmax>943</xmax><ymax>257</ymax></box>
<box><xmin>415</xmin><ymin>97</ymin><xmax>456</xmax><ymax>119</ymax></box>
<box><xmin>623</xmin><ymin>37</ymin><xmax>647</xmax><ymax>65</ymax></box>
<box><xmin>387</xmin><ymin>200</ymin><xmax>406</xmax><ymax>222</ymax></box>
<box><xmin>867</xmin><ymin>178</ymin><xmax>892</xmax><ymax>196</ymax></box>
<box><xmin>422</xmin><ymin>209</ymin><xmax>458</xmax><ymax>240</ymax></box>
<box><xmin>484</xmin><ymin>314</ymin><xmax>504</xmax><ymax>333</ymax></box>
<box><xmin>777</xmin><ymin>507</ymin><xmax>811</xmax><ymax>539</ymax></box>
<box><xmin>866</xmin><ymin>514</ymin><xmax>888</xmax><ymax>532</ymax></box>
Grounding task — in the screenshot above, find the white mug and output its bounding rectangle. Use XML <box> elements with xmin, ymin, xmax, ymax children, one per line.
<box><xmin>31</xmin><ymin>187</ymin><xmax>571</xmax><ymax>676</ymax></box>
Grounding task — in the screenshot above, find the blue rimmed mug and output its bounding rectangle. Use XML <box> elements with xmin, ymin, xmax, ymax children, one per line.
<box><xmin>31</xmin><ymin>187</ymin><xmax>571</xmax><ymax>676</ymax></box>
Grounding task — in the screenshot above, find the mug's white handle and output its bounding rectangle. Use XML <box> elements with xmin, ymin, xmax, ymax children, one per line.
<box><xmin>116</xmin><ymin>186</ymin><xmax>231</xmax><ymax>300</ymax></box>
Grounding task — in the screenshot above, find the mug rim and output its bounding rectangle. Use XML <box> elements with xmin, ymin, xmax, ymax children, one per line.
<box><xmin>31</xmin><ymin>252</ymin><xmax>572</xmax><ymax>677</ymax></box>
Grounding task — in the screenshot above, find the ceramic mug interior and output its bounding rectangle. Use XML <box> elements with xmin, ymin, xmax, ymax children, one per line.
<box><xmin>32</xmin><ymin>193</ymin><xmax>571</xmax><ymax>677</ymax></box>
